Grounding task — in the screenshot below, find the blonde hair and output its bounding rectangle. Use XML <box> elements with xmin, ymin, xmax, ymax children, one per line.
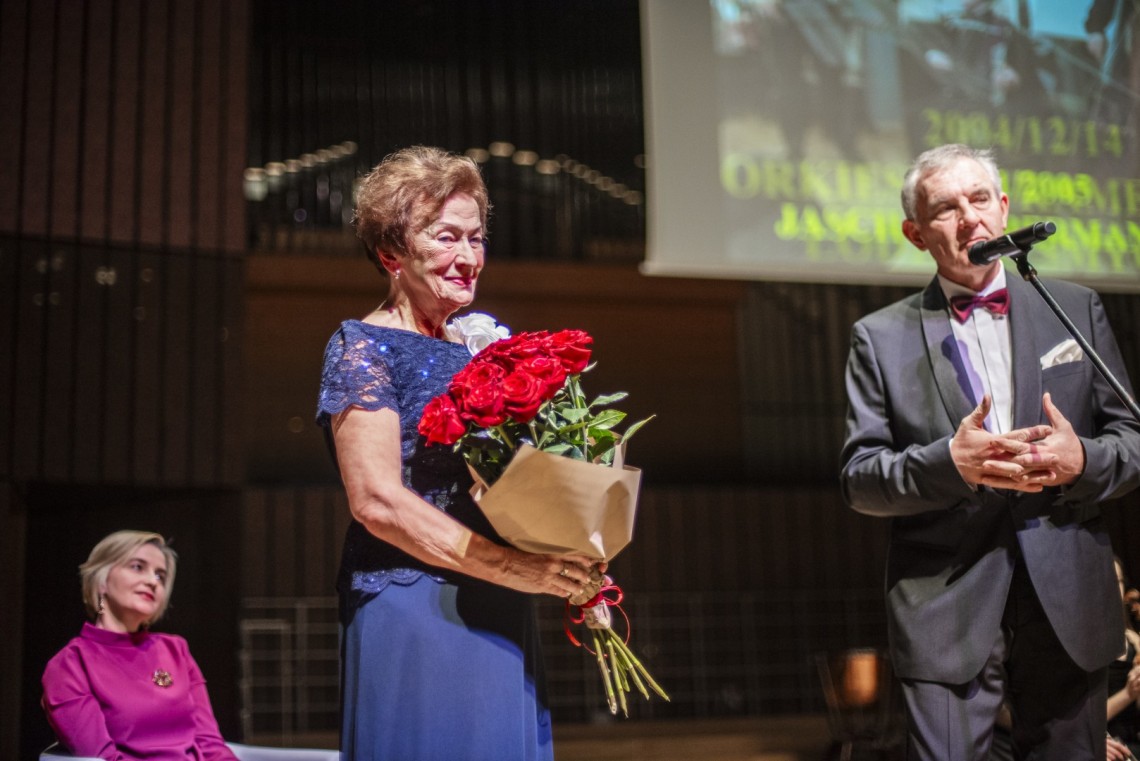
<box><xmin>353</xmin><ymin>145</ymin><xmax>490</xmax><ymax>271</ymax></box>
<box><xmin>80</xmin><ymin>530</ymin><xmax>178</xmax><ymax>624</ymax></box>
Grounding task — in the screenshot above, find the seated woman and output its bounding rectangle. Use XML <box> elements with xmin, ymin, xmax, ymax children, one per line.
<box><xmin>41</xmin><ymin>530</ymin><xmax>237</xmax><ymax>761</ymax></box>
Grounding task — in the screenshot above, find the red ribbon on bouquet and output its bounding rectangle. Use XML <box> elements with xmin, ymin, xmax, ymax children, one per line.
<box><xmin>563</xmin><ymin>579</ymin><xmax>631</xmax><ymax>652</ymax></box>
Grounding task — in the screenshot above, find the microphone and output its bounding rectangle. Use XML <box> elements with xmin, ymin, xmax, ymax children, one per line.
<box><xmin>968</xmin><ymin>221</ymin><xmax>1057</xmax><ymax>265</ymax></box>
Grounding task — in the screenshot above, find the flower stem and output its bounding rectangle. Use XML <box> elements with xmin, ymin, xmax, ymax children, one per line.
<box><xmin>593</xmin><ymin>632</ymin><xmax>618</xmax><ymax>715</ymax></box>
<box><xmin>614</xmin><ymin>641</ymin><xmax>650</xmax><ymax>700</ymax></box>
<box><xmin>493</xmin><ymin>425</ymin><xmax>516</xmax><ymax>451</ymax></box>
<box><xmin>606</xmin><ymin>636</ymin><xmax>629</xmax><ymax>717</ymax></box>
<box><xmin>612</xmin><ymin>636</ymin><xmax>670</xmax><ymax>701</ymax></box>
<box><xmin>570</xmin><ymin>375</ymin><xmax>589</xmax><ymax>460</ymax></box>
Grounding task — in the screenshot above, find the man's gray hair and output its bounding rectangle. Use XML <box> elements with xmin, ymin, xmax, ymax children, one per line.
<box><xmin>900</xmin><ymin>144</ymin><xmax>1003</xmax><ymax>221</ymax></box>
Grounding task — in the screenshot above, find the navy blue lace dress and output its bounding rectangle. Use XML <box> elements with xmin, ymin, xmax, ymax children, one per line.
<box><xmin>317</xmin><ymin>320</ymin><xmax>552</xmax><ymax>761</ymax></box>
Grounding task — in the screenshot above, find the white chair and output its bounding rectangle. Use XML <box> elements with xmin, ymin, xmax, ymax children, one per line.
<box><xmin>41</xmin><ymin>742</ymin><xmax>339</xmax><ymax>761</ymax></box>
<box><xmin>227</xmin><ymin>743</ymin><xmax>340</xmax><ymax>761</ymax></box>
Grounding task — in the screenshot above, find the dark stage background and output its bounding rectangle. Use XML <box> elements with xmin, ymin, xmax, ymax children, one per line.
<box><xmin>3</xmin><ymin>1</ymin><xmax>1140</xmax><ymax>758</ymax></box>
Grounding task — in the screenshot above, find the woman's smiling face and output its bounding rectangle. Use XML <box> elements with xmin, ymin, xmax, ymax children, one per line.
<box><xmin>100</xmin><ymin>542</ymin><xmax>169</xmax><ymax>632</ymax></box>
<box><xmin>401</xmin><ymin>192</ymin><xmax>486</xmax><ymax>320</ymax></box>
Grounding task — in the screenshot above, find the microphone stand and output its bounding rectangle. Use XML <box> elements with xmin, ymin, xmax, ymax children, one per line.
<box><xmin>1011</xmin><ymin>251</ymin><xmax>1140</xmax><ymax>422</ymax></box>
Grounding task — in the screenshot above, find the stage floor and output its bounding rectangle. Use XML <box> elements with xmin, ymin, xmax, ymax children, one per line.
<box><xmin>554</xmin><ymin>715</ymin><xmax>832</xmax><ymax>761</ymax></box>
<box><xmin>258</xmin><ymin>715</ymin><xmax>835</xmax><ymax>760</ymax></box>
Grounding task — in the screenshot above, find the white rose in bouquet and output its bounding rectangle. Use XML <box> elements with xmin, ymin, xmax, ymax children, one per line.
<box><xmin>443</xmin><ymin>312</ymin><xmax>510</xmax><ymax>355</ymax></box>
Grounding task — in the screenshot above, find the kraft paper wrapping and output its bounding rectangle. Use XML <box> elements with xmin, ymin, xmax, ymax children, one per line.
<box><xmin>469</xmin><ymin>444</ymin><xmax>642</xmax><ymax>560</ymax></box>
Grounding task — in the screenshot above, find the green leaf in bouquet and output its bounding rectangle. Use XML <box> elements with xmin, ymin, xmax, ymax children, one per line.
<box><xmin>586</xmin><ymin>409</ymin><xmax>626</xmax><ymax>431</ymax></box>
<box><xmin>541</xmin><ymin>442</ymin><xmax>578</xmax><ymax>457</ymax></box>
<box><xmin>589</xmin><ymin>391</ymin><xmax>629</xmax><ymax>408</ymax></box>
<box><xmin>621</xmin><ymin>415</ymin><xmax>656</xmax><ymax>444</ymax></box>
<box><xmin>558</xmin><ymin>407</ymin><xmax>591</xmax><ymax>423</ymax></box>
<box><xmin>565</xmin><ymin>446</ymin><xmax>589</xmax><ymax>461</ymax></box>
<box><xmin>587</xmin><ymin>430</ymin><xmax>618</xmax><ymax>463</ymax></box>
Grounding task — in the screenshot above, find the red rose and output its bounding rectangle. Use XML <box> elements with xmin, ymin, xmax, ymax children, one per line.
<box><xmin>449</xmin><ymin>361</ymin><xmax>503</xmax><ymax>400</ymax></box>
<box><xmin>479</xmin><ymin>331</ymin><xmax>551</xmax><ymax>369</ymax></box>
<box><xmin>518</xmin><ymin>355</ymin><xmax>568</xmax><ymax>398</ymax></box>
<box><xmin>549</xmin><ymin>329</ymin><xmax>593</xmax><ymax>374</ymax></box>
<box><xmin>418</xmin><ymin>395</ymin><xmax>467</xmax><ymax>446</ymax></box>
<box><xmin>450</xmin><ymin>362</ymin><xmax>507</xmax><ymax>427</ymax></box>
<box><xmin>501</xmin><ymin>369</ymin><xmax>548</xmax><ymax>422</ymax></box>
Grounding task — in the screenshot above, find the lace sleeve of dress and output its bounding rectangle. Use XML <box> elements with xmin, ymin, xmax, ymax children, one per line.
<box><xmin>316</xmin><ymin>323</ymin><xmax>398</xmax><ymax>427</ymax></box>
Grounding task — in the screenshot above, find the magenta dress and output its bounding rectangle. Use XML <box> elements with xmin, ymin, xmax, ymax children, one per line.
<box><xmin>41</xmin><ymin>623</ymin><xmax>236</xmax><ymax>761</ymax></box>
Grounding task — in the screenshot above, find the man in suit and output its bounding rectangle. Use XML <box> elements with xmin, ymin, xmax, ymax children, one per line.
<box><xmin>840</xmin><ymin>143</ymin><xmax>1140</xmax><ymax>760</ymax></box>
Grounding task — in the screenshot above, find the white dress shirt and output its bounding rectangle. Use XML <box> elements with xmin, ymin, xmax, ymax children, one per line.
<box><xmin>938</xmin><ymin>268</ymin><xmax>1013</xmax><ymax>434</ymax></box>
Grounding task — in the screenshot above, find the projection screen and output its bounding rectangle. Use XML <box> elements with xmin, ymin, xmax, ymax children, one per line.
<box><xmin>641</xmin><ymin>0</ymin><xmax>1140</xmax><ymax>290</ymax></box>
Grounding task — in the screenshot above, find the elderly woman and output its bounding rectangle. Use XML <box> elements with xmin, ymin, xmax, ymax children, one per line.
<box><xmin>316</xmin><ymin>145</ymin><xmax>597</xmax><ymax>761</ymax></box>
<box><xmin>41</xmin><ymin>530</ymin><xmax>236</xmax><ymax>761</ymax></box>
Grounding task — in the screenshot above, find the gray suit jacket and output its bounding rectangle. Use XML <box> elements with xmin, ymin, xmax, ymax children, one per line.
<box><xmin>840</xmin><ymin>273</ymin><xmax>1140</xmax><ymax>684</ymax></box>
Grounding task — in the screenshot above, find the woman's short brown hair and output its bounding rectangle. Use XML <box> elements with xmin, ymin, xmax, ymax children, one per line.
<box><xmin>79</xmin><ymin>530</ymin><xmax>178</xmax><ymax>624</ymax></box>
<box><xmin>353</xmin><ymin>146</ymin><xmax>490</xmax><ymax>270</ymax></box>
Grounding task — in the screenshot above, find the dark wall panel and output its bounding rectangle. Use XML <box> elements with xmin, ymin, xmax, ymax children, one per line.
<box><xmin>2</xmin><ymin>0</ymin><xmax>250</xmax><ymax>486</ymax></box>
<box><xmin>108</xmin><ymin>0</ymin><xmax>142</xmax><ymax>248</ymax></box>
<box><xmin>79</xmin><ymin>0</ymin><xmax>114</xmax><ymax>242</ymax></box>
<box><xmin>20</xmin><ymin>0</ymin><xmax>55</xmax><ymax>237</ymax></box>
<box><xmin>167</xmin><ymin>0</ymin><xmax>197</xmax><ymax>250</ymax></box>
<box><xmin>137</xmin><ymin>1</ymin><xmax>170</xmax><ymax>249</ymax></box>
<box><xmin>50</xmin><ymin>1</ymin><xmax>85</xmax><ymax>239</ymax></box>
<box><xmin>0</xmin><ymin>0</ymin><xmax>248</xmax><ymax>254</ymax></box>
<box><xmin>4</xmin><ymin>240</ymin><xmax>244</xmax><ymax>488</ymax></box>
<box><xmin>72</xmin><ymin>249</ymin><xmax>110</xmax><ymax>483</ymax></box>
<box><xmin>11</xmin><ymin>241</ymin><xmax>48</xmax><ymax>479</ymax></box>
<box><xmin>0</xmin><ymin>0</ymin><xmax>29</xmax><ymax>232</ymax></box>
<box><xmin>41</xmin><ymin>245</ymin><xmax>79</xmax><ymax>479</ymax></box>
<box><xmin>238</xmin><ymin>483</ymin><xmax>888</xmax><ymax>605</ymax></box>
<box><xmin>132</xmin><ymin>252</ymin><xmax>163</xmax><ymax>480</ymax></box>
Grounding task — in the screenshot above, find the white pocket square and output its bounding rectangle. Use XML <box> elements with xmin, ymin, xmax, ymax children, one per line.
<box><xmin>1040</xmin><ymin>338</ymin><xmax>1084</xmax><ymax>369</ymax></box>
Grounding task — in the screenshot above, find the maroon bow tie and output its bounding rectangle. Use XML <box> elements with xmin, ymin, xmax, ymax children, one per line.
<box><xmin>948</xmin><ymin>289</ymin><xmax>1009</xmax><ymax>323</ymax></box>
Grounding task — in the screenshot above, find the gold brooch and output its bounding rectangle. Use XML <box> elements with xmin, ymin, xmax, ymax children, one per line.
<box><xmin>152</xmin><ymin>669</ymin><xmax>173</xmax><ymax>688</ymax></box>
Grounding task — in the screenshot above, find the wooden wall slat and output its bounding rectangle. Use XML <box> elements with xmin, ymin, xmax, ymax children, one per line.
<box><xmin>219</xmin><ymin>259</ymin><xmax>245</xmax><ymax>484</ymax></box>
<box><xmin>0</xmin><ymin>0</ymin><xmax>29</xmax><ymax>233</ymax></box>
<box><xmin>0</xmin><ymin>244</ymin><xmax>19</xmax><ymax>475</ymax></box>
<box><xmin>132</xmin><ymin>253</ymin><xmax>162</xmax><ymax>482</ymax></box>
<box><xmin>19</xmin><ymin>0</ymin><xmax>56</xmax><ymax>237</ymax></box>
<box><xmin>12</xmin><ymin>242</ymin><xmax>47</xmax><ymax>479</ymax></box>
<box><xmin>71</xmin><ymin>248</ymin><xmax>108</xmax><ymax>482</ymax></box>
<box><xmin>108</xmin><ymin>0</ymin><xmax>141</xmax><ymax>247</ymax></box>
<box><xmin>222</xmin><ymin>0</ymin><xmax>249</xmax><ymax>253</ymax></box>
<box><xmin>195</xmin><ymin>0</ymin><xmax>222</xmax><ymax>251</ymax></box>
<box><xmin>99</xmin><ymin>246</ymin><xmax>134</xmax><ymax>481</ymax></box>
<box><xmin>49</xmin><ymin>1</ymin><xmax>85</xmax><ymax>239</ymax></box>
<box><xmin>41</xmin><ymin>245</ymin><xmax>78</xmax><ymax>479</ymax></box>
<box><xmin>274</xmin><ymin>490</ymin><xmax>299</xmax><ymax>597</ymax></box>
<box><xmin>189</xmin><ymin>257</ymin><xmax>220</xmax><ymax>484</ymax></box>
<box><xmin>137</xmin><ymin>0</ymin><xmax>169</xmax><ymax>249</ymax></box>
<box><xmin>166</xmin><ymin>0</ymin><xmax>197</xmax><ymax>250</ymax></box>
<box><xmin>160</xmin><ymin>253</ymin><xmax>192</xmax><ymax>483</ymax></box>
<box><xmin>79</xmin><ymin>0</ymin><xmax>113</xmax><ymax>242</ymax></box>
<box><xmin>243</xmin><ymin>489</ymin><xmax>270</xmax><ymax>598</ymax></box>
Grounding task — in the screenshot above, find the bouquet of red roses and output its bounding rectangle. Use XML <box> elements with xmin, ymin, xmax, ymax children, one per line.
<box><xmin>418</xmin><ymin>321</ymin><xmax>667</xmax><ymax>715</ymax></box>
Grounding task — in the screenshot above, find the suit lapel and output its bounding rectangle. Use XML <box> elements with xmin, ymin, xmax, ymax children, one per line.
<box><xmin>1008</xmin><ymin>274</ymin><xmax>1044</xmax><ymax>428</ymax></box>
<box><xmin>920</xmin><ymin>279</ymin><xmax>976</xmax><ymax>431</ymax></box>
